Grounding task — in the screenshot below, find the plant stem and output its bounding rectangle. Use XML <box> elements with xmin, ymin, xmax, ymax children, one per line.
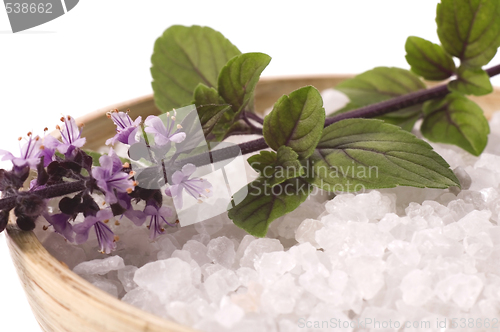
<box><xmin>243</xmin><ymin>111</ymin><xmax>264</xmax><ymax>125</ymax></box>
<box><xmin>0</xmin><ymin>180</ymin><xmax>86</xmax><ymax>211</ymax></box>
<box><xmin>324</xmin><ymin>63</ymin><xmax>500</xmax><ymax>125</ymax></box>
<box><xmin>2</xmin><ymin>63</ymin><xmax>500</xmax><ymax>209</ymax></box>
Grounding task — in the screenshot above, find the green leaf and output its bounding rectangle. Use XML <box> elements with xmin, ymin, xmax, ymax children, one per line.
<box><xmin>436</xmin><ymin>0</ymin><xmax>500</xmax><ymax>68</ymax></box>
<box><xmin>376</xmin><ymin>107</ymin><xmax>423</xmax><ymax>132</ymax></box>
<box><xmin>334</xmin><ymin>67</ymin><xmax>426</xmax><ymax>131</ymax></box>
<box><xmin>151</xmin><ymin>25</ymin><xmax>241</xmax><ymax>112</ymax></box>
<box><xmin>85</xmin><ymin>150</ymin><xmax>103</xmax><ymax>166</ymax></box>
<box><xmin>193</xmin><ymin>83</ymin><xmax>232</xmax><ymax>136</ymax></box>
<box><xmin>218</xmin><ymin>52</ymin><xmax>271</xmax><ymax>114</ymax></box>
<box><xmin>405</xmin><ymin>36</ymin><xmax>456</xmax><ymax>80</ymax></box>
<box><xmin>421</xmin><ymin>92</ymin><xmax>489</xmax><ymax>155</ymax></box>
<box><xmin>448</xmin><ymin>67</ymin><xmax>493</xmax><ymax>96</ymax></box>
<box><xmin>307</xmin><ymin>118</ymin><xmax>460</xmax><ymax>191</ymax></box>
<box><xmin>228</xmin><ymin>177</ymin><xmax>312</xmax><ymax>237</ymax></box>
<box><xmin>248</xmin><ymin>146</ymin><xmax>304</xmax><ymax>186</ymax></box>
<box><xmin>221</xmin><ymin>121</ymin><xmax>252</xmax><ymax>139</ymax></box>
<box><xmin>263</xmin><ymin>86</ymin><xmax>325</xmax><ymax>159</ymax></box>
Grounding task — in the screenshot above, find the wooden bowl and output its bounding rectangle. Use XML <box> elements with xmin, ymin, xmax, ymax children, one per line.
<box><xmin>5</xmin><ymin>75</ymin><xmax>500</xmax><ymax>332</ymax></box>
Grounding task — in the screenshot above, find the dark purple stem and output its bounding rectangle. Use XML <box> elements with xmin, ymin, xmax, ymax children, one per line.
<box><xmin>243</xmin><ymin>111</ymin><xmax>264</xmax><ymax>125</ymax></box>
<box><xmin>325</xmin><ymin>63</ymin><xmax>500</xmax><ymax>125</ymax></box>
<box><xmin>0</xmin><ymin>180</ymin><xmax>86</xmax><ymax>211</ymax></box>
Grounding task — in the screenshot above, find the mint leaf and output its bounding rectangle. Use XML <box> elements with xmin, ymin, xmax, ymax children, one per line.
<box><xmin>151</xmin><ymin>25</ymin><xmax>241</xmax><ymax>112</ymax></box>
<box><xmin>421</xmin><ymin>92</ymin><xmax>489</xmax><ymax>156</ymax></box>
<box><xmin>248</xmin><ymin>146</ymin><xmax>304</xmax><ymax>186</ymax></box>
<box><xmin>448</xmin><ymin>67</ymin><xmax>493</xmax><ymax>96</ymax></box>
<box><xmin>334</xmin><ymin>67</ymin><xmax>426</xmax><ymax>131</ymax></box>
<box><xmin>405</xmin><ymin>36</ymin><xmax>456</xmax><ymax>80</ymax></box>
<box><xmin>228</xmin><ymin>177</ymin><xmax>312</xmax><ymax>237</ymax></box>
<box><xmin>436</xmin><ymin>0</ymin><xmax>500</xmax><ymax>68</ymax></box>
<box><xmin>307</xmin><ymin>119</ymin><xmax>460</xmax><ymax>191</ymax></box>
<box><xmin>335</xmin><ymin>67</ymin><xmax>426</xmax><ymax>103</ymax></box>
<box><xmin>193</xmin><ymin>83</ymin><xmax>232</xmax><ymax>136</ymax></box>
<box><xmin>221</xmin><ymin>121</ymin><xmax>252</xmax><ymax>139</ymax></box>
<box><xmin>218</xmin><ymin>52</ymin><xmax>271</xmax><ymax>115</ymax></box>
<box><xmin>375</xmin><ymin>107</ymin><xmax>423</xmax><ymax>132</ymax></box>
<box><xmin>263</xmin><ymin>86</ymin><xmax>325</xmax><ymax>159</ymax></box>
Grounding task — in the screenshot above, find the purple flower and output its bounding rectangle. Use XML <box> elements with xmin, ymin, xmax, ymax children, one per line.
<box><xmin>92</xmin><ymin>148</ymin><xmax>135</xmax><ymax>204</ymax></box>
<box><xmin>165</xmin><ymin>163</ymin><xmax>213</xmax><ymax>209</ymax></box>
<box><xmin>106</xmin><ymin>110</ymin><xmax>142</xmax><ymax>146</ymax></box>
<box><xmin>39</xmin><ymin>134</ymin><xmax>58</xmax><ymax>166</ymax></box>
<box><xmin>52</xmin><ymin>115</ymin><xmax>86</xmax><ymax>155</ymax></box>
<box><xmin>0</xmin><ymin>133</ymin><xmax>42</xmax><ymax>168</ymax></box>
<box><xmin>144</xmin><ymin>114</ymin><xmax>186</xmax><ymax>146</ymax></box>
<box><xmin>42</xmin><ymin>212</ymin><xmax>74</xmax><ymax>242</ymax></box>
<box><xmin>116</xmin><ymin>192</ymin><xmax>146</xmax><ymax>226</ymax></box>
<box><xmin>73</xmin><ymin>209</ymin><xmax>116</xmax><ymax>254</ymax></box>
<box><xmin>144</xmin><ymin>203</ymin><xmax>174</xmax><ymax>239</ymax></box>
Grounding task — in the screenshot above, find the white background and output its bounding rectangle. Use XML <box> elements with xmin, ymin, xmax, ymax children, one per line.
<box><xmin>1</xmin><ymin>1</ymin><xmax>499</xmax><ymax>331</ymax></box>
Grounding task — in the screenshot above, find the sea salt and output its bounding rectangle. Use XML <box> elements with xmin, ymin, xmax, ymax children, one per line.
<box><xmin>134</xmin><ymin>258</ymin><xmax>199</xmax><ymax>302</ymax></box>
<box><xmin>117</xmin><ymin>265</ymin><xmax>138</xmax><ymax>292</ymax></box>
<box><xmin>183</xmin><ymin>240</ymin><xmax>211</xmax><ymax>266</ymax></box>
<box><xmin>239</xmin><ymin>238</ymin><xmax>284</xmax><ymax>268</ymax></box>
<box><xmin>73</xmin><ymin>256</ymin><xmax>125</xmax><ymax>276</ymax></box>
<box><xmin>207</xmin><ymin>236</ymin><xmax>236</xmax><ymax>268</ymax></box>
<box><xmin>203</xmin><ymin>268</ymin><xmax>240</xmax><ymax>303</ymax></box>
<box><xmin>34</xmin><ymin>111</ymin><xmax>500</xmax><ymax>332</ymax></box>
<box><xmin>294</xmin><ymin>218</ymin><xmax>322</xmax><ymax>248</ymax></box>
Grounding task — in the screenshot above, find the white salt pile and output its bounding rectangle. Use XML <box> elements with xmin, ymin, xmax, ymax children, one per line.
<box><xmin>35</xmin><ymin>104</ymin><xmax>500</xmax><ymax>332</ymax></box>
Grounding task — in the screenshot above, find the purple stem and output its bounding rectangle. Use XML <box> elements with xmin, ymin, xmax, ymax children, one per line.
<box><xmin>243</xmin><ymin>111</ymin><xmax>264</xmax><ymax>125</ymax></box>
<box><xmin>325</xmin><ymin>63</ymin><xmax>500</xmax><ymax>125</ymax></box>
<box><xmin>0</xmin><ymin>180</ymin><xmax>86</xmax><ymax>211</ymax></box>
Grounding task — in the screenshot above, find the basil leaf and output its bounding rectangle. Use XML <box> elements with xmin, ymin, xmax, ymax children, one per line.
<box><xmin>307</xmin><ymin>119</ymin><xmax>460</xmax><ymax>191</ymax></box>
<box><xmin>193</xmin><ymin>83</ymin><xmax>232</xmax><ymax>136</ymax></box>
<box><xmin>405</xmin><ymin>36</ymin><xmax>456</xmax><ymax>80</ymax></box>
<box><xmin>221</xmin><ymin>121</ymin><xmax>253</xmax><ymax>139</ymax></box>
<box><xmin>263</xmin><ymin>86</ymin><xmax>325</xmax><ymax>159</ymax></box>
<box><xmin>375</xmin><ymin>107</ymin><xmax>423</xmax><ymax>132</ymax></box>
<box><xmin>334</xmin><ymin>67</ymin><xmax>426</xmax><ymax>131</ymax></box>
<box><xmin>151</xmin><ymin>25</ymin><xmax>241</xmax><ymax>112</ymax></box>
<box><xmin>436</xmin><ymin>0</ymin><xmax>500</xmax><ymax>68</ymax></box>
<box><xmin>228</xmin><ymin>177</ymin><xmax>312</xmax><ymax>237</ymax></box>
<box><xmin>218</xmin><ymin>52</ymin><xmax>271</xmax><ymax>115</ymax></box>
<box><xmin>421</xmin><ymin>92</ymin><xmax>489</xmax><ymax>156</ymax></box>
<box><xmin>248</xmin><ymin>146</ymin><xmax>304</xmax><ymax>186</ymax></box>
<box><xmin>448</xmin><ymin>67</ymin><xmax>493</xmax><ymax>96</ymax></box>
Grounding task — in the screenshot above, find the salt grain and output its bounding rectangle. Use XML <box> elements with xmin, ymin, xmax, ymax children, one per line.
<box><xmin>73</xmin><ymin>256</ymin><xmax>125</xmax><ymax>276</ymax></box>
<box><xmin>207</xmin><ymin>236</ymin><xmax>235</xmax><ymax>268</ymax></box>
<box><xmin>239</xmin><ymin>238</ymin><xmax>283</xmax><ymax>268</ymax></box>
<box><xmin>117</xmin><ymin>265</ymin><xmax>138</xmax><ymax>292</ymax></box>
